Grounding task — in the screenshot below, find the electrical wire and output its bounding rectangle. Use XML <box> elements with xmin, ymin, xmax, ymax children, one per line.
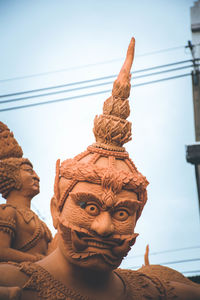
<box><xmin>32</xmin><ymin>203</ymin><xmax>46</xmax><ymax>222</ymax></box>
<box><xmin>137</xmin><ymin>45</ymin><xmax>186</xmax><ymax>57</ymax></box>
<box><xmin>183</xmin><ymin>270</ymin><xmax>200</xmax><ymax>274</ymax></box>
<box><xmin>1</xmin><ymin>43</ymin><xmax>200</xmax><ymax>84</ymax></box>
<box><xmin>128</xmin><ymin>258</ymin><xmax>200</xmax><ymax>270</ymax></box>
<box><xmin>0</xmin><ymin>59</ymin><xmax>195</xmax><ymax>99</ymax></box>
<box><xmin>127</xmin><ymin>245</ymin><xmax>200</xmax><ymax>259</ymax></box>
<box><xmin>0</xmin><ymin>64</ymin><xmax>194</xmax><ymax>105</ymax></box>
<box><xmin>0</xmin><ymin>73</ymin><xmax>191</xmax><ymax>113</ymax></box>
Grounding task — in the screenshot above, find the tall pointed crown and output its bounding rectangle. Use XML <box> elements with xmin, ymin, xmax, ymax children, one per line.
<box><xmin>93</xmin><ymin>38</ymin><xmax>135</xmax><ymax>152</ymax></box>
<box><xmin>55</xmin><ymin>38</ymin><xmax>148</xmax><ymax>221</ymax></box>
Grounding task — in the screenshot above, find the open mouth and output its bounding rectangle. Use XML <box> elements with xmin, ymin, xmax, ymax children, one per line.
<box><xmin>75</xmin><ymin>231</ymin><xmax>123</xmax><ymax>249</ymax></box>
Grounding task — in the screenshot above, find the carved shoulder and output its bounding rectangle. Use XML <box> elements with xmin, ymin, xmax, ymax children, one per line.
<box><xmin>0</xmin><ymin>204</ymin><xmax>17</xmax><ymax>219</ymax></box>
<box><xmin>116</xmin><ymin>268</ymin><xmax>165</xmax><ymax>299</ymax></box>
<box><xmin>138</xmin><ymin>264</ymin><xmax>197</xmax><ymax>286</ymax></box>
<box><xmin>138</xmin><ymin>265</ymin><xmax>200</xmax><ymax>299</ymax></box>
<box><xmin>169</xmin><ymin>280</ymin><xmax>200</xmax><ymax>300</ymax></box>
<box><xmin>0</xmin><ymin>204</ymin><xmax>17</xmax><ymax>237</ymax></box>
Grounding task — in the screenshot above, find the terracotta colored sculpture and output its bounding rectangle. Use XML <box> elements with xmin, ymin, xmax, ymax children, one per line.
<box><xmin>0</xmin><ymin>122</ymin><xmax>52</xmax><ymax>262</ymax></box>
<box><xmin>0</xmin><ymin>38</ymin><xmax>200</xmax><ymax>300</ymax></box>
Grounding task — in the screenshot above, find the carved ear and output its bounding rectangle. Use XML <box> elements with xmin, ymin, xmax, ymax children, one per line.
<box><xmin>50</xmin><ymin>196</ymin><xmax>60</xmax><ymax>229</ymax></box>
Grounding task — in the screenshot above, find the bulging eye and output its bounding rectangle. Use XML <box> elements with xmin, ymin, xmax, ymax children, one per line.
<box><xmin>113</xmin><ymin>210</ymin><xmax>129</xmax><ymax>221</ymax></box>
<box><xmin>85</xmin><ymin>204</ymin><xmax>100</xmax><ymax>216</ymax></box>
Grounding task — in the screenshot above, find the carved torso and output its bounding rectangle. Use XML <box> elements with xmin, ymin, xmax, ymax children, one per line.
<box><xmin>0</xmin><ymin>204</ymin><xmax>52</xmax><ymax>257</ymax></box>
<box><xmin>0</xmin><ymin>262</ymin><xmax>179</xmax><ymax>300</ymax></box>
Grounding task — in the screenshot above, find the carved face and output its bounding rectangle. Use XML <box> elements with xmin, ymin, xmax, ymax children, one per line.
<box><xmin>58</xmin><ymin>180</ymin><xmax>139</xmax><ymax>271</ymax></box>
<box><xmin>19</xmin><ymin>163</ymin><xmax>40</xmax><ymax>197</ymax></box>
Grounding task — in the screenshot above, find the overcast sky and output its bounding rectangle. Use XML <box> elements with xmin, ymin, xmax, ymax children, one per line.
<box><xmin>0</xmin><ymin>0</ymin><xmax>200</xmax><ymax>276</ymax></box>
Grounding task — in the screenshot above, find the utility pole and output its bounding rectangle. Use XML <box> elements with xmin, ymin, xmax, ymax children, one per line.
<box><xmin>186</xmin><ymin>0</ymin><xmax>200</xmax><ymax>212</ymax></box>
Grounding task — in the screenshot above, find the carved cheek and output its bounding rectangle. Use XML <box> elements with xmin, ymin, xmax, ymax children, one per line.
<box><xmin>113</xmin><ymin>216</ymin><xmax>136</xmax><ymax>235</ymax></box>
<box><xmin>61</xmin><ymin>201</ymin><xmax>94</xmax><ymax>230</ymax></box>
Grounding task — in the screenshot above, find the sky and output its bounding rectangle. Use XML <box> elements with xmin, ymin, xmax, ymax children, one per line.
<box><xmin>0</xmin><ymin>0</ymin><xmax>200</xmax><ymax>277</ymax></box>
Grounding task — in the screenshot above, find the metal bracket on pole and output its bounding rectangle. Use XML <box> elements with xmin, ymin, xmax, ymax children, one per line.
<box><xmin>186</xmin><ymin>144</ymin><xmax>200</xmax><ymax>212</ymax></box>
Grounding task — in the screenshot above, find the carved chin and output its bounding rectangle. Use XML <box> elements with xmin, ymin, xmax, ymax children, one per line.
<box><xmin>58</xmin><ymin>223</ymin><xmax>138</xmax><ymax>269</ymax></box>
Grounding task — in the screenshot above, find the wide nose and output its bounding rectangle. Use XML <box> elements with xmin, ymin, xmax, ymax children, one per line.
<box><xmin>91</xmin><ymin>211</ymin><xmax>114</xmax><ymax>237</ymax></box>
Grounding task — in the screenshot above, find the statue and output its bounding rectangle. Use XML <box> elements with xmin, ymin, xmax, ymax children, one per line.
<box><xmin>0</xmin><ymin>38</ymin><xmax>199</xmax><ymax>300</ymax></box>
<box><xmin>0</xmin><ymin>122</ymin><xmax>52</xmax><ymax>262</ymax></box>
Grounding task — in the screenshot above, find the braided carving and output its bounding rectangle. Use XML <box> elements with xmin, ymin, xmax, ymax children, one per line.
<box><xmin>60</xmin><ymin>158</ymin><xmax>148</xmax><ymax>191</ymax></box>
<box><xmin>0</xmin><ymin>217</ymin><xmax>16</xmax><ymax>238</ymax></box>
<box><xmin>93</xmin><ymin>114</ymin><xmax>132</xmax><ymax>148</ymax></box>
<box><xmin>103</xmin><ymin>96</ymin><xmax>130</xmax><ymax>119</ymax></box>
<box><xmin>87</xmin><ymin>145</ymin><xmax>129</xmax><ymax>158</ymax></box>
<box><xmin>112</xmin><ymin>77</ymin><xmax>131</xmax><ymax>100</ymax></box>
<box><xmin>0</xmin><ymin>122</ymin><xmax>23</xmax><ymax>159</ymax></box>
<box><xmin>58</xmin><ymin>157</ymin><xmax>148</xmax><ymax>216</ymax></box>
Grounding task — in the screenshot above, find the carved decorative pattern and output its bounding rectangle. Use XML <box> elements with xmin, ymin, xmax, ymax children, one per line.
<box><xmin>0</xmin><ymin>204</ymin><xmax>52</xmax><ymax>252</ymax></box>
<box><xmin>20</xmin><ymin>262</ymin><xmax>96</xmax><ymax>300</ymax></box>
<box><xmin>74</xmin><ymin>150</ymin><xmax>90</xmax><ymax>161</ymax></box>
<box><xmin>17</xmin><ymin>209</ymin><xmax>52</xmax><ymax>251</ymax></box>
<box><xmin>0</xmin><ymin>216</ymin><xmax>16</xmax><ymax>238</ymax></box>
<box><xmin>0</xmin><ymin>122</ymin><xmax>23</xmax><ymax>159</ymax></box>
<box><xmin>15</xmin><ymin>262</ymin><xmax>173</xmax><ymax>300</ymax></box>
<box><xmin>112</xmin><ymin>78</ymin><xmax>131</xmax><ymax>100</ymax></box>
<box><xmin>93</xmin><ymin>114</ymin><xmax>132</xmax><ymax>148</ymax></box>
<box><xmin>87</xmin><ymin>146</ymin><xmax>129</xmax><ymax>158</ymax></box>
<box><xmin>103</xmin><ymin>96</ymin><xmax>130</xmax><ymax>120</ymax></box>
<box><xmin>58</xmin><ymin>179</ymin><xmax>77</xmax><ymax>211</ymax></box>
<box><xmin>58</xmin><ymin>157</ymin><xmax>148</xmax><ymax>215</ymax></box>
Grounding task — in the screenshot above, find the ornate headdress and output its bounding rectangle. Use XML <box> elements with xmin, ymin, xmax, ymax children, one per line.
<box><xmin>54</xmin><ymin>38</ymin><xmax>149</xmax><ymax>221</ymax></box>
<box><xmin>0</xmin><ymin>122</ymin><xmax>32</xmax><ymax>198</ymax></box>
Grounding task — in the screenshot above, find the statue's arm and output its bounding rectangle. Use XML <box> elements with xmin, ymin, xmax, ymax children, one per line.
<box><xmin>170</xmin><ymin>281</ymin><xmax>200</xmax><ymax>300</ymax></box>
<box><xmin>0</xmin><ymin>263</ymin><xmax>38</xmax><ymax>300</ymax></box>
<box><xmin>0</xmin><ymin>286</ymin><xmax>21</xmax><ymax>300</ymax></box>
<box><xmin>0</xmin><ymin>233</ymin><xmax>40</xmax><ymax>262</ymax></box>
<box><xmin>139</xmin><ymin>264</ymin><xmax>200</xmax><ymax>299</ymax></box>
<box><xmin>0</xmin><ymin>265</ymin><xmax>22</xmax><ymax>300</ymax></box>
<box><xmin>0</xmin><ymin>205</ymin><xmax>39</xmax><ymax>262</ymax></box>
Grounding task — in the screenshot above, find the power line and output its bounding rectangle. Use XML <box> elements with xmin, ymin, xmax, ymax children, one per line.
<box><xmin>129</xmin><ymin>257</ymin><xmax>200</xmax><ymax>269</ymax></box>
<box><xmin>0</xmin><ymin>65</ymin><xmax>194</xmax><ymax>105</ymax></box>
<box><xmin>154</xmin><ymin>257</ymin><xmax>200</xmax><ymax>266</ymax></box>
<box><xmin>0</xmin><ymin>89</ymin><xmax>109</xmax><ymax>112</ymax></box>
<box><xmin>0</xmin><ymin>59</ymin><xmax>195</xmax><ymax>99</ymax></box>
<box><xmin>133</xmin><ymin>73</ymin><xmax>190</xmax><ymax>87</ymax></box>
<box><xmin>32</xmin><ymin>203</ymin><xmax>46</xmax><ymax>222</ymax></box>
<box><xmin>183</xmin><ymin>270</ymin><xmax>200</xmax><ymax>274</ymax></box>
<box><xmin>0</xmin><ymin>45</ymin><xmax>192</xmax><ymax>83</ymax></box>
<box><xmin>0</xmin><ymin>73</ymin><xmax>191</xmax><ymax>113</ymax></box>
<box><xmin>137</xmin><ymin>45</ymin><xmax>186</xmax><ymax>57</ymax></box>
<box><xmin>127</xmin><ymin>245</ymin><xmax>200</xmax><ymax>259</ymax></box>
<box><xmin>1</xmin><ymin>43</ymin><xmax>200</xmax><ymax>84</ymax></box>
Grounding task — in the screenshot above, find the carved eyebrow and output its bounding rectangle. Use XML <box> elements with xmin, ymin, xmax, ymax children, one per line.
<box><xmin>69</xmin><ymin>192</ymin><xmax>102</xmax><ymax>206</ymax></box>
<box><xmin>22</xmin><ymin>167</ymin><xmax>32</xmax><ymax>171</ymax></box>
<box><xmin>20</xmin><ymin>166</ymin><xmax>33</xmax><ymax>173</ymax></box>
<box><xmin>114</xmin><ymin>200</ymin><xmax>141</xmax><ymax>211</ymax></box>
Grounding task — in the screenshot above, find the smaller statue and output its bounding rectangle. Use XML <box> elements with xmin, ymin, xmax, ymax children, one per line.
<box><xmin>0</xmin><ymin>122</ymin><xmax>52</xmax><ymax>262</ymax></box>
